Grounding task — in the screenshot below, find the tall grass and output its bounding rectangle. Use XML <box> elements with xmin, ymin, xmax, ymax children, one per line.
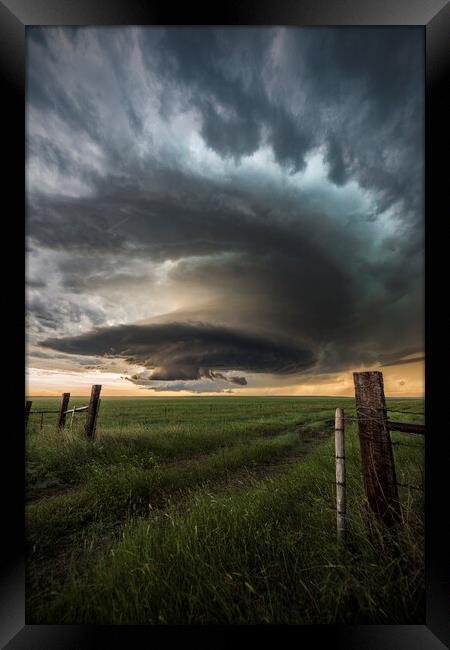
<box><xmin>27</xmin><ymin>408</ymin><xmax>424</xmax><ymax>625</ymax></box>
<box><xmin>26</xmin><ymin>408</ymin><xmax>334</xmax><ymax>500</ymax></box>
<box><xmin>27</xmin><ymin>430</ymin><xmax>308</xmax><ymax>554</ymax></box>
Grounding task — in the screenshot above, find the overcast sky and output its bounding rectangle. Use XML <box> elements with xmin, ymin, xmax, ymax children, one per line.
<box><xmin>26</xmin><ymin>27</ymin><xmax>424</xmax><ymax>396</ymax></box>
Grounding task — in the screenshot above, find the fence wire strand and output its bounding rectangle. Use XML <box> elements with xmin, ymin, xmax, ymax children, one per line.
<box><xmin>396</xmin><ymin>482</ymin><xmax>424</xmax><ymax>492</ymax></box>
<box><xmin>386</xmin><ymin>409</ymin><xmax>425</xmax><ymax>417</ymax></box>
<box><xmin>392</xmin><ymin>441</ymin><xmax>424</xmax><ymax>448</ymax></box>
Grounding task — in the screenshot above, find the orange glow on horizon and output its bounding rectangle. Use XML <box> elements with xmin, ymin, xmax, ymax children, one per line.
<box><xmin>26</xmin><ymin>360</ymin><xmax>425</xmax><ymax>398</ymax></box>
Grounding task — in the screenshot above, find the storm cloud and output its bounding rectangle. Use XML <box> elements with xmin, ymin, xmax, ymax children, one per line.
<box><xmin>26</xmin><ymin>27</ymin><xmax>424</xmax><ymax>390</ymax></box>
<box><xmin>41</xmin><ymin>321</ymin><xmax>317</xmax><ymax>384</ymax></box>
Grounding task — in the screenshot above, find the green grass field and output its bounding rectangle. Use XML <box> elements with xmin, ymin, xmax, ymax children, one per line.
<box><xmin>26</xmin><ymin>396</ymin><xmax>424</xmax><ymax>624</ymax></box>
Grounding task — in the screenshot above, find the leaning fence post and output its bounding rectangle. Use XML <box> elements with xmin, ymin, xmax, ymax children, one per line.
<box><xmin>84</xmin><ymin>384</ymin><xmax>102</xmax><ymax>439</ymax></box>
<box><xmin>353</xmin><ymin>371</ymin><xmax>400</xmax><ymax>526</ymax></box>
<box><xmin>335</xmin><ymin>407</ymin><xmax>346</xmax><ymax>543</ymax></box>
<box><xmin>57</xmin><ymin>392</ymin><xmax>70</xmax><ymax>430</ymax></box>
<box><xmin>94</xmin><ymin>398</ymin><xmax>101</xmax><ymax>434</ymax></box>
<box><xmin>25</xmin><ymin>400</ymin><xmax>32</xmax><ymax>432</ymax></box>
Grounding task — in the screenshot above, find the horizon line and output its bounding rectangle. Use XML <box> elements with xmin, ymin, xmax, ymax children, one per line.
<box><xmin>26</xmin><ymin>393</ymin><xmax>425</xmax><ymax>399</ymax></box>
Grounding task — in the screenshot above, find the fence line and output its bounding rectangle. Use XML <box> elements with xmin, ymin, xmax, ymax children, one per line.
<box><xmin>64</xmin><ymin>405</ymin><xmax>89</xmax><ymax>414</ymax></box>
<box><xmin>25</xmin><ymin>386</ymin><xmax>102</xmax><ymax>439</ymax></box>
<box><xmin>386</xmin><ymin>421</ymin><xmax>425</xmax><ymax>435</ymax></box>
<box><xmin>351</xmin><ymin>370</ymin><xmax>426</xmax><ymax>533</ymax></box>
<box><xmin>344</xmin><ymin>415</ymin><xmax>425</xmax><ymax>436</ymax></box>
<box><xmin>391</xmin><ymin>441</ymin><xmax>424</xmax><ymax>448</ymax></box>
<box><xmin>25</xmin><ymin>375</ymin><xmax>424</xmax><ymax>537</ymax></box>
<box><xmin>396</xmin><ymin>482</ymin><xmax>424</xmax><ymax>492</ymax></box>
<box><xmin>386</xmin><ymin>409</ymin><xmax>425</xmax><ymax>417</ymax></box>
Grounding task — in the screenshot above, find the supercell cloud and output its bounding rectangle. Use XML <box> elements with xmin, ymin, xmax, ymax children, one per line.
<box><xmin>41</xmin><ymin>322</ymin><xmax>316</xmax><ymax>382</ymax></box>
<box><xmin>26</xmin><ymin>27</ymin><xmax>424</xmax><ymax>392</ymax></box>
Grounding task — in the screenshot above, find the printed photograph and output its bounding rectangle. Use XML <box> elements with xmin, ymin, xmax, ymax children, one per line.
<box><xmin>25</xmin><ymin>26</ymin><xmax>424</xmax><ymax>624</ymax></box>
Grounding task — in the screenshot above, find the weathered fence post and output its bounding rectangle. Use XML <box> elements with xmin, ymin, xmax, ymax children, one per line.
<box><xmin>85</xmin><ymin>384</ymin><xmax>102</xmax><ymax>439</ymax></box>
<box><xmin>57</xmin><ymin>392</ymin><xmax>71</xmax><ymax>430</ymax></box>
<box><xmin>353</xmin><ymin>371</ymin><xmax>400</xmax><ymax>526</ymax></box>
<box><xmin>25</xmin><ymin>400</ymin><xmax>32</xmax><ymax>432</ymax></box>
<box><xmin>335</xmin><ymin>407</ymin><xmax>346</xmax><ymax>543</ymax></box>
<box><xmin>94</xmin><ymin>398</ymin><xmax>101</xmax><ymax>433</ymax></box>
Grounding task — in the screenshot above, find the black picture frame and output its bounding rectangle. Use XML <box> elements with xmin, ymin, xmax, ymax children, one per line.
<box><xmin>2</xmin><ymin>1</ymin><xmax>448</xmax><ymax>647</ymax></box>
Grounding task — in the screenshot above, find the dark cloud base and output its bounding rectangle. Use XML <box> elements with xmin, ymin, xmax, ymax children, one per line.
<box><xmin>41</xmin><ymin>321</ymin><xmax>317</xmax><ymax>383</ymax></box>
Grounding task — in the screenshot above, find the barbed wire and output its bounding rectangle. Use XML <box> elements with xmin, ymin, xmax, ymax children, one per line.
<box><xmin>391</xmin><ymin>441</ymin><xmax>424</xmax><ymax>448</ymax></box>
<box><xmin>396</xmin><ymin>482</ymin><xmax>424</xmax><ymax>492</ymax></box>
<box><xmin>386</xmin><ymin>425</ymin><xmax>425</xmax><ymax>435</ymax></box>
<box><xmin>386</xmin><ymin>409</ymin><xmax>425</xmax><ymax>417</ymax></box>
<box><xmin>344</xmin><ymin>415</ymin><xmax>386</xmax><ymax>425</ymax></box>
<box><xmin>27</xmin><ymin>412</ymin><xmax>423</xmax><ymax>425</ymax></box>
<box><xmin>343</xmin><ymin>414</ymin><xmax>425</xmax><ymax>433</ymax></box>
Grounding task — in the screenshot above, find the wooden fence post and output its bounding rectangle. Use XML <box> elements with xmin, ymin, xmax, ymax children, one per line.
<box><xmin>353</xmin><ymin>371</ymin><xmax>400</xmax><ymax>526</ymax></box>
<box><xmin>57</xmin><ymin>392</ymin><xmax>70</xmax><ymax>430</ymax></box>
<box><xmin>25</xmin><ymin>400</ymin><xmax>32</xmax><ymax>431</ymax></box>
<box><xmin>335</xmin><ymin>407</ymin><xmax>346</xmax><ymax>543</ymax></box>
<box><xmin>84</xmin><ymin>385</ymin><xmax>102</xmax><ymax>439</ymax></box>
<box><xmin>94</xmin><ymin>398</ymin><xmax>101</xmax><ymax>434</ymax></box>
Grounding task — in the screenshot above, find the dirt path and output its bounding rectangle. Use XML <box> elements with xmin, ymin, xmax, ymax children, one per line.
<box><xmin>27</xmin><ymin>427</ymin><xmax>332</xmax><ymax>621</ymax></box>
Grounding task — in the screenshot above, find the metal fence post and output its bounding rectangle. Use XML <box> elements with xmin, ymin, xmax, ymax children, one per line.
<box><xmin>335</xmin><ymin>407</ymin><xmax>346</xmax><ymax>543</ymax></box>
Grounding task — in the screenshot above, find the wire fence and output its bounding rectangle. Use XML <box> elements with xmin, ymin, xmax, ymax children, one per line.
<box><xmin>25</xmin><ymin>404</ymin><xmax>424</xmax><ymax>438</ymax></box>
<box><xmin>26</xmin><ymin>376</ymin><xmax>425</xmax><ymax>541</ymax></box>
<box><xmin>345</xmin><ymin>393</ymin><xmax>425</xmax><ymax>501</ymax></box>
<box><xmin>385</xmin><ymin>409</ymin><xmax>425</xmax><ymax>417</ymax></box>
